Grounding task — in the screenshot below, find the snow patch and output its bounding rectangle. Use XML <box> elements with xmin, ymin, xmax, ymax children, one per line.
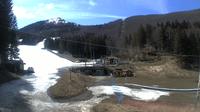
<box><xmin>47</xmin><ymin>17</ymin><xmax>65</xmax><ymax>24</ymax></box>
<box><xmin>50</xmin><ymin>37</ymin><xmax>61</xmax><ymax>40</ymax></box>
<box><xmin>18</xmin><ymin>40</ymin><xmax>99</xmax><ymax>92</ymax></box>
<box><xmin>52</xmin><ymin>50</ymin><xmax>58</xmax><ymax>54</ymax></box>
<box><xmin>18</xmin><ymin>39</ymin><xmax>23</xmax><ymax>42</ymax></box>
<box><xmin>18</xmin><ymin>40</ymin><xmax>73</xmax><ymax>92</ymax></box>
<box><xmin>30</xmin><ymin>95</ymin><xmax>109</xmax><ymax>112</ymax></box>
<box><xmin>88</xmin><ymin>86</ymin><xmax>169</xmax><ymax>101</ymax></box>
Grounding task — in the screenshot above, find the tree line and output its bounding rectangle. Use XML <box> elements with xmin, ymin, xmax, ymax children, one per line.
<box><xmin>44</xmin><ymin>33</ymin><xmax>110</xmax><ymax>59</ymax></box>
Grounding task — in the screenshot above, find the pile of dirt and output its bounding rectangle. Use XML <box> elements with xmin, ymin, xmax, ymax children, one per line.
<box><xmin>48</xmin><ymin>72</ymin><xmax>95</xmax><ymax>99</ymax></box>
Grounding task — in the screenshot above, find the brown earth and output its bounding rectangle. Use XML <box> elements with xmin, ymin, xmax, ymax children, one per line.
<box><xmin>92</xmin><ymin>56</ymin><xmax>199</xmax><ymax>112</ymax></box>
<box><xmin>133</xmin><ymin>56</ymin><xmax>197</xmax><ymax>78</ymax></box>
<box><xmin>92</xmin><ymin>97</ymin><xmax>200</xmax><ymax>112</ymax></box>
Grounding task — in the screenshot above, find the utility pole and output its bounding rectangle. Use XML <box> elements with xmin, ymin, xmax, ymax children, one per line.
<box><xmin>196</xmin><ymin>57</ymin><xmax>200</xmax><ymax>107</ymax></box>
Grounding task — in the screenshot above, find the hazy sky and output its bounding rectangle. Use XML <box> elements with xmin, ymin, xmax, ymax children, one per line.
<box><xmin>13</xmin><ymin>0</ymin><xmax>200</xmax><ymax>28</ymax></box>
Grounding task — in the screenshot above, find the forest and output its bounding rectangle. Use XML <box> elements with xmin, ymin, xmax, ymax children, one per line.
<box><xmin>44</xmin><ymin>20</ymin><xmax>200</xmax><ymax>69</ymax></box>
<box><xmin>44</xmin><ymin>33</ymin><xmax>109</xmax><ymax>58</ymax></box>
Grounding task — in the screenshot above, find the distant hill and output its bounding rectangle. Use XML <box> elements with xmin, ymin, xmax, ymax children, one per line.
<box><xmin>18</xmin><ymin>9</ymin><xmax>200</xmax><ymax>45</ymax></box>
<box><xmin>18</xmin><ymin>18</ymin><xmax>81</xmax><ymax>45</ymax></box>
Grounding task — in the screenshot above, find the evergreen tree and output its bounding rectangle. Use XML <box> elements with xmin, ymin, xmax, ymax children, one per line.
<box><xmin>137</xmin><ymin>25</ymin><xmax>146</xmax><ymax>48</ymax></box>
<box><xmin>159</xmin><ymin>26</ymin><xmax>167</xmax><ymax>51</ymax></box>
<box><xmin>145</xmin><ymin>24</ymin><xmax>153</xmax><ymax>45</ymax></box>
<box><xmin>0</xmin><ymin>0</ymin><xmax>18</xmax><ymax>63</ymax></box>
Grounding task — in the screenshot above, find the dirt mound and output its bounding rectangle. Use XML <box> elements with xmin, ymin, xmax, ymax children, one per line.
<box><xmin>48</xmin><ymin>72</ymin><xmax>94</xmax><ymax>99</ymax></box>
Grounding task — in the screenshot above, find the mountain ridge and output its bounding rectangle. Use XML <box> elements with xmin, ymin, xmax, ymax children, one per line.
<box><xmin>20</xmin><ymin>8</ymin><xmax>200</xmax><ymax>30</ymax></box>
<box><xmin>18</xmin><ymin>8</ymin><xmax>200</xmax><ymax>46</ymax></box>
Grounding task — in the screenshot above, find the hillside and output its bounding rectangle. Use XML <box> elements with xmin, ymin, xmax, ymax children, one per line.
<box><xmin>124</xmin><ymin>9</ymin><xmax>200</xmax><ymax>36</ymax></box>
<box><xmin>17</xmin><ymin>9</ymin><xmax>200</xmax><ymax>68</ymax></box>
<box><xmin>18</xmin><ymin>9</ymin><xmax>200</xmax><ymax>41</ymax></box>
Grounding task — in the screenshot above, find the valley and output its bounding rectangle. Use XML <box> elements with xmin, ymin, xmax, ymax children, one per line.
<box><xmin>1</xmin><ymin>5</ymin><xmax>200</xmax><ymax>112</ymax></box>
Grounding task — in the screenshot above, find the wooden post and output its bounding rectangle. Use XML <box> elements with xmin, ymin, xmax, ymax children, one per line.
<box><xmin>70</xmin><ymin>68</ymin><xmax>71</xmax><ymax>81</ymax></box>
<box><xmin>93</xmin><ymin>48</ymin><xmax>95</xmax><ymax>66</ymax></box>
<box><xmin>90</xmin><ymin>45</ymin><xmax>92</xmax><ymax>63</ymax></box>
<box><xmin>196</xmin><ymin>70</ymin><xmax>200</xmax><ymax>106</ymax></box>
<box><xmin>0</xmin><ymin>55</ymin><xmax>1</xmax><ymax>65</ymax></box>
<box><xmin>85</xmin><ymin>57</ymin><xmax>86</xmax><ymax>67</ymax></box>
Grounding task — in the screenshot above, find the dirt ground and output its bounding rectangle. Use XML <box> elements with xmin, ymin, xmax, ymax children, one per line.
<box><xmin>49</xmin><ymin>56</ymin><xmax>200</xmax><ymax>112</ymax></box>
<box><xmin>133</xmin><ymin>56</ymin><xmax>198</xmax><ymax>78</ymax></box>
<box><xmin>92</xmin><ymin>96</ymin><xmax>200</xmax><ymax>112</ymax></box>
<box><xmin>106</xmin><ymin>56</ymin><xmax>198</xmax><ymax>91</ymax></box>
<box><xmin>92</xmin><ymin>56</ymin><xmax>200</xmax><ymax>112</ymax></box>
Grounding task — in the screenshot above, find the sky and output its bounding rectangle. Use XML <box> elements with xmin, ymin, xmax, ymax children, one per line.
<box><xmin>12</xmin><ymin>0</ymin><xmax>200</xmax><ymax>28</ymax></box>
